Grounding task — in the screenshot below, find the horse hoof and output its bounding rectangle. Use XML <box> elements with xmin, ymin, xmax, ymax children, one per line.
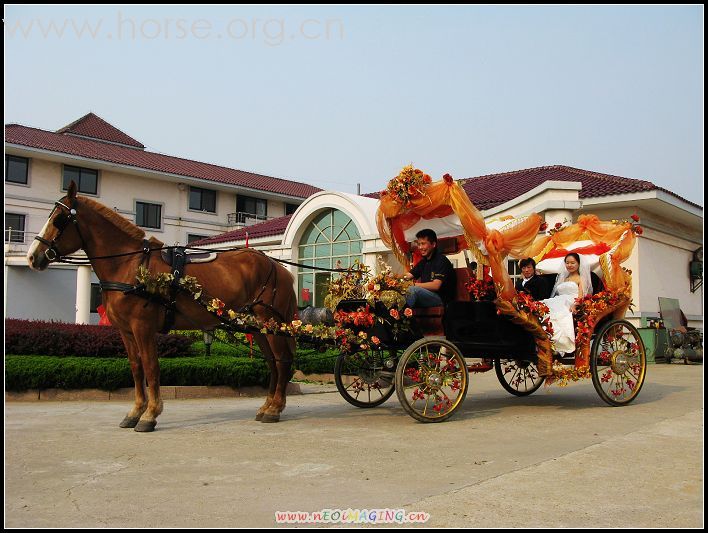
<box><xmin>119</xmin><ymin>416</ymin><xmax>141</xmax><ymax>428</ymax></box>
<box><xmin>260</xmin><ymin>413</ymin><xmax>280</xmax><ymax>423</ymax></box>
<box><xmin>134</xmin><ymin>420</ymin><xmax>157</xmax><ymax>432</ymax></box>
<box><xmin>255</xmin><ymin>412</ymin><xmax>264</xmax><ymax>421</ymax></box>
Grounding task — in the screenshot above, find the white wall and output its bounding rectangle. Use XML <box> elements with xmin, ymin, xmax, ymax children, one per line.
<box><xmin>637</xmin><ymin>231</ymin><xmax>703</xmax><ymax>327</ymax></box>
<box><xmin>6</xmin><ymin>266</ymin><xmax>76</xmax><ymax>323</ymax></box>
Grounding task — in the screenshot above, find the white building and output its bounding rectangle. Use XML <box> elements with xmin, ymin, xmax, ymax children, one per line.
<box><xmin>5</xmin><ymin>114</ymin><xmax>702</xmax><ymax>329</ymax></box>
<box><xmin>196</xmin><ymin>166</ymin><xmax>704</xmax><ymax>329</ymax></box>
<box><xmin>4</xmin><ymin>113</ymin><xmax>320</xmax><ymax>324</ymax></box>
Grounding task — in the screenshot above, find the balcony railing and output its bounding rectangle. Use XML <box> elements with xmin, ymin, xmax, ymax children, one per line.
<box><xmin>4</xmin><ymin>229</ymin><xmax>37</xmax><ymax>255</ymax></box>
<box><xmin>226</xmin><ymin>212</ymin><xmax>272</xmax><ymax>227</ymax></box>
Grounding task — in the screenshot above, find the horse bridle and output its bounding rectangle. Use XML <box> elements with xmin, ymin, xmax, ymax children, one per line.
<box><xmin>34</xmin><ymin>198</ymin><xmax>89</xmax><ymax>262</ymax></box>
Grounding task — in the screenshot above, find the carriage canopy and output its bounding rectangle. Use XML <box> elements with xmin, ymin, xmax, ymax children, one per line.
<box><xmin>376</xmin><ymin>166</ymin><xmax>639</xmax><ymax>299</ymax></box>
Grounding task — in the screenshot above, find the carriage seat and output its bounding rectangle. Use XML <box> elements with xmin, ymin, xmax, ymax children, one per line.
<box><xmin>413</xmin><ymin>307</ymin><xmax>445</xmax><ymax>336</ymax></box>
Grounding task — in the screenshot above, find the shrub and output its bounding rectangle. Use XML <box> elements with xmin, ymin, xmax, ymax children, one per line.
<box><xmin>183</xmin><ymin>328</ymin><xmax>338</xmax><ymax>373</ymax></box>
<box><xmin>5</xmin><ymin>319</ymin><xmax>193</xmax><ymax>358</ymax></box>
<box><xmin>4</xmin><ymin>356</ymin><xmax>271</xmax><ymax>391</ymax></box>
<box><xmin>293</xmin><ymin>348</ymin><xmax>338</xmax><ymax>375</ymax></box>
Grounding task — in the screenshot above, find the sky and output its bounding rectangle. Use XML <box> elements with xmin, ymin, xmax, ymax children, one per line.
<box><xmin>4</xmin><ymin>5</ymin><xmax>704</xmax><ymax>204</ymax></box>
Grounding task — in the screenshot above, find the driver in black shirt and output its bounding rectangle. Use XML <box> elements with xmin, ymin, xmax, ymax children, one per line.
<box><xmin>403</xmin><ymin>229</ymin><xmax>456</xmax><ymax>308</ymax></box>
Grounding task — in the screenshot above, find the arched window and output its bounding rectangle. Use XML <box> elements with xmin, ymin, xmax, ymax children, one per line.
<box><xmin>297</xmin><ymin>209</ymin><xmax>362</xmax><ymax>307</ymax></box>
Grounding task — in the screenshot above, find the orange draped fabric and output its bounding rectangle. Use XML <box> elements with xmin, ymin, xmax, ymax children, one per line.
<box><xmin>377</xmin><ymin>176</ymin><xmax>541</xmax><ymax>300</ymax></box>
<box><xmin>531</xmin><ymin>215</ymin><xmax>637</xmax><ymax>293</ymax></box>
<box><xmin>600</xmin><ymin>229</ymin><xmax>636</xmax><ymax>293</ymax></box>
<box><xmin>548</xmin><ymin>215</ymin><xmax>630</xmax><ymax>248</ymax></box>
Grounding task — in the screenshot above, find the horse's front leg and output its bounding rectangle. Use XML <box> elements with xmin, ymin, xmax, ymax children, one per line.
<box><xmin>118</xmin><ymin>330</ymin><xmax>147</xmax><ymax>428</ymax></box>
<box><xmin>133</xmin><ymin>327</ymin><xmax>163</xmax><ymax>432</ymax></box>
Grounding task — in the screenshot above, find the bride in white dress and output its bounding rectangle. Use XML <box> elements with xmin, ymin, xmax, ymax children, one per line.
<box><xmin>542</xmin><ymin>253</ymin><xmax>594</xmax><ymax>354</ymax></box>
<box><xmin>542</xmin><ymin>281</ymin><xmax>580</xmax><ymax>354</ymax></box>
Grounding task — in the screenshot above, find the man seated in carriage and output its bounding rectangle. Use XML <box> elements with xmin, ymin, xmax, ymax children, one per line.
<box><xmin>403</xmin><ymin>229</ymin><xmax>456</xmax><ymax>308</ymax></box>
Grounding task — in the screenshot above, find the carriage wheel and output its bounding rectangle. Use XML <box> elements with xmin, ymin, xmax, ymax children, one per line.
<box><xmin>590</xmin><ymin>319</ymin><xmax>646</xmax><ymax>406</ymax></box>
<box><xmin>494</xmin><ymin>359</ymin><xmax>545</xmax><ymax>396</ymax></box>
<box><xmin>395</xmin><ymin>337</ymin><xmax>469</xmax><ymax>423</ymax></box>
<box><xmin>334</xmin><ymin>349</ymin><xmax>397</xmax><ymax>408</ymax></box>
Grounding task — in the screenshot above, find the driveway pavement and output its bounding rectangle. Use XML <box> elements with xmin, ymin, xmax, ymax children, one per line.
<box><xmin>4</xmin><ymin>364</ymin><xmax>703</xmax><ymax>528</ymax></box>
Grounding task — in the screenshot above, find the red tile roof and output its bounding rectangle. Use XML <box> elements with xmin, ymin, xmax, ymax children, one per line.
<box><xmin>366</xmin><ymin>165</ymin><xmax>699</xmax><ymax>210</ymax></box>
<box><xmin>5</xmin><ymin>122</ymin><xmax>321</xmax><ymax>198</ymax></box>
<box><xmin>57</xmin><ymin>112</ymin><xmax>145</xmax><ymax>149</ymax></box>
<box><xmin>191</xmin><ymin>215</ymin><xmax>293</xmax><ymax>246</ymax></box>
<box><xmin>194</xmin><ymin>165</ymin><xmax>701</xmax><ymax>246</ymax></box>
<box><xmin>462</xmin><ymin>165</ymin><xmax>666</xmax><ymax>209</ymax></box>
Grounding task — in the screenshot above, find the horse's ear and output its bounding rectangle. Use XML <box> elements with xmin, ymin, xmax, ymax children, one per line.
<box><xmin>67</xmin><ymin>180</ymin><xmax>77</xmax><ymax>200</ymax></box>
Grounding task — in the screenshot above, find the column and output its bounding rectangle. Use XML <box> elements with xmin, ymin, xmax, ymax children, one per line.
<box><xmin>75</xmin><ymin>265</ymin><xmax>92</xmax><ymax>324</ymax></box>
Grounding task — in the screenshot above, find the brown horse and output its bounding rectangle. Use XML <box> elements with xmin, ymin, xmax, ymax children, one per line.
<box><xmin>27</xmin><ymin>182</ymin><xmax>297</xmax><ymax>431</ymax></box>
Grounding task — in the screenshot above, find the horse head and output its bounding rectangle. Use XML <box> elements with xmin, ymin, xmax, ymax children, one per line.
<box><xmin>27</xmin><ymin>181</ymin><xmax>84</xmax><ymax>271</ymax></box>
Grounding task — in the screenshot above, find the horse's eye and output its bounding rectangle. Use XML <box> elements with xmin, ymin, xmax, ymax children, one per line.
<box><xmin>53</xmin><ymin>213</ymin><xmax>69</xmax><ymax>230</ymax></box>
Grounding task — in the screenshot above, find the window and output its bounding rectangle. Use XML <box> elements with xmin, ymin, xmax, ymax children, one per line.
<box><xmin>237</xmin><ymin>195</ymin><xmax>267</xmax><ymax>217</ymax></box>
<box><xmin>187</xmin><ymin>234</ymin><xmax>208</xmax><ymax>244</ymax></box>
<box><xmin>297</xmin><ymin>209</ymin><xmax>362</xmax><ymax>307</ymax></box>
<box><xmin>5</xmin><ymin>213</ymin><xmax>26</xmax><ymax>243</ymax></box>
<box><xmin>285</xmin><ymin>203</ymin><xmax>299</xmax><ymax>215</ymax></box>
<box><xmin>508</xmin><ymin>259</ymin><xmax>522</xmax><ymax>284</ymax></box>
<box><xmin>189</xmin><ymin>187</ymin><xmax>216</xmax><ymax>213</ymax></box>
<box><xmin>90</xmin><ymin>283</ymin><xmax>102</xmax><ymax>313</ymax></box>
<box><xmin>135</xmin><ymin>201</ymin><xmax>162</xmax><ymax>229</ymax></box>
<box><xmin>63</xmin><ymin>165</ymin><xmax>98</xmax><ymax>195</ymax></box>
<box><xmin>5</xmin><ymin>155</ymin><xmax>29</xmax><ymax>185</ymax></box>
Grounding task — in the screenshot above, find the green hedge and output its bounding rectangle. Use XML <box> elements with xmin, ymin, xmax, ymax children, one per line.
<box><xmin>293</xmin><ymin>348</ymin><xmax>338</xmax><ymax>375</ymax></box>
<box><xmin>5</xmin><ymin>356</ymin><xmax>271</xmax><ymax>392</ymax></box>
<box><xmin>191</xmin><ymin>341</ymin><xmax>339</xmax><ymax>374</ymax></box>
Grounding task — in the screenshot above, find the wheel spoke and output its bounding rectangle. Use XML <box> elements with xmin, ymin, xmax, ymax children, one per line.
<box><xmin>592</xmin><ymin>321</ymin><xmax>646</xmax><ymax>405</ymax></box>
<box><xmin>496</xmin><ymin>359</ymin><xmax>543</xmax><ymax>396</ymax></box>
<box><xmin>344</xmin><ymin>377</ymin><xmax>364</xmax><ymax>393</ymax></box>
<box><xmin>397</xmin><ymin>341</ymin><xmax>469</xmax><ymax>421</ymax></box>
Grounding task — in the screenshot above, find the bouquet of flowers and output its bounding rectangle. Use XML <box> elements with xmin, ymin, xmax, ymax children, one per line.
<box><xmin>464</xmin><ymin>272</ymin><xmax>496</xmax><ymax>301</ymax></box>
<box><xmin>383</xmin><ymin>164</ymin><xmax>432</xmax><ymax>206</ymax></box>
<box><xmin>324</xmin><ymin>260</ymin><xmax>371</xmax><ymax>310</ymax></box>
<box><xmin>366</xmin><ymin>260</ymin><xmax>412</xmax><ymax>309</ymax></box>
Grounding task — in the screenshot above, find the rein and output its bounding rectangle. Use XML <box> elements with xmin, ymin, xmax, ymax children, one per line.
<box><xmin>54</xmin><ymin>245</ymin><xmax>353</xmax><ymax>272</ymax></box>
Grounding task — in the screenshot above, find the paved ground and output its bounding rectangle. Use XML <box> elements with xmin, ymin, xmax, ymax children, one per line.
<box><xmin>5</xmin><ymin>364</ymin><xmax>703</xmax><ymax>528</ymax></box>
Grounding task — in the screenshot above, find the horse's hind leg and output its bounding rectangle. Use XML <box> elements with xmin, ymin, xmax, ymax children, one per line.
<box><xmin>118</xmin><ymin>330</ymin><xmax>147</xmax><ymax>428</ymax></box>
<box><xmin>133</xmin><ymin>326</ymin><xmax>163</xmax><ymax>432</ymax></box>
<box><xmin>260</xmin><ymin>336</ymin><xmax>295</xmax><ymax>423</ymax></box>
<box><xmin>254</xmin><ymin>334</ymin><xmax>276</xmax><ymax>421</ymax></box>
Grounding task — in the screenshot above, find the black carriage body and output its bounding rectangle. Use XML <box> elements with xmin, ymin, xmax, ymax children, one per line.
<box><xmin>443</xmin><ymin>301</ymin><xmax>537</xmax><ymax>359</ymax></box>
<box><xmin>337</xmin><ymin>298</ymin><xmax>537</xmax><ymax>360</ymax></box>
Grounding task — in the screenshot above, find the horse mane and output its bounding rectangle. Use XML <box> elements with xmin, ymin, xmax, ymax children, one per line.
<box><xmin>79</xmin><ymin>196</ymin><xmax>146</xmax><ymax>240</ymax></box>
